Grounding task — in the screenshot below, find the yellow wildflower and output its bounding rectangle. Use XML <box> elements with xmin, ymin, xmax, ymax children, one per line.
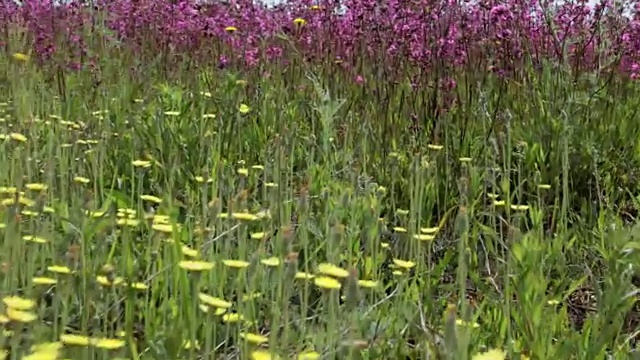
<box><xmin>238</xmin><ymin>104</ymin><xmax>250</xmax><ymax>114</ymax></box>
<box><xmin>9</xmin><ymin>133</ymin><xmax>27</xmax><ymax>142</ymax></box>
<box><xmin>237</xmin><ymin>168</ymin><xmax>249</xmax><ymax>176</ymax></box>
<box><xmin>317</xmin><ymin>263</ymin><xmax>349</xmax><ymax>278</ymax></box>
<box><xmin>199</xmin><ymin>304</ymin><xmax>227</xmax><ymax>315</ymax></box>
<box><xmin>0</xmin><ymin>187</ymin><xmax>18</xmax><ymax>194</ymax></box>
<box><xmin>392</xmin><ymin>259</ymin><xmax>416</xmax><ymax>269</ymax></box>
<box><xmin>456</xmin><ymin>319</ymin><xmax>480</xmax><ymax>328</ymax></box>
<box><xmin>198</xmin><ymin>293</ymin><xmax>232</xmax><ymax>309</ymax></box>
<box><xmin>60</xmin><ymin>334</ymin><xmax>91</xmax><ymax>346</ymax></box>
<box><xmin>260</xmin><ymin>257</ymin><xmax>281</xmax><ymax>267</ymax></box>
<box><xmin>22</xmin><ymin>235</ymin><xmax>48</xmax><ymax>244</ymax></box>
<box><xmin>421</xmin><ymin>227</ymin><xmax>439</xmax><ymax>234</ymax></box>
<box><xmin>151</xmin><ymin>224</ymin><xmax>173</xmax><ymax>233</ymax></box>
<box><xmin>12</xmin><ymin>53</ymin><xmax>29</xmax><ymax>62</ymax></box>
<box><xmin>116</xmin><ymin>218</ymin><xmax>140</xmax><ymax>227</ymax></box>
<box><xmin>73</xmin><ymin>176</ymin><xmax>90</xmax><ymax>184</ymax></box>
<box><xmin>230</xmin><ymin>212</ymin><xmax>258</xmax><ymax>221</ymax></box>
<box><xmin>140</xmin><ymin>195</ymin><xmax>162</xmax><ymax>203</ymax></box>
<box><xmin>91</xmin><ymin>337</ymin><xmax>125</xmax><ymax>349</ymax></box>
<box><xmin>242</xmin><ymin>292</ymin><xmax>262</xmax><ymax>301</ymax></box>
<box><xmin>30</xmin><ymin>341</ymin><xmax>62</xmax><ymax>353</ymax></box>
<box><xmin>96</xmin><ymin>276</ymin><xmax>124</xmax><ymax>287</ymax></box>
<box><xmin>21</xmin><ymin>210</ymin><xmax>39</xmax><ymax>217</ymax></box>
<box><xmin>472</xmin><ymin>349</ymin><xmax>506</xmax><ymax>360</ymax></box>
<box><xmin>413</xmin><ymin>234</ymin><xmax>435</xmax><ymax>241</ymax></box>
<box><xmin>23</xmin><ymin>350</ymin><xmax>58</xmax><ymax>360</ymax></box>
<box><xmin>178</xmin><ymin>260</ymin><xmax>214</xmax><ymax>271</ymax></box>
<box><xmin>32</xmin><ymin>277</ymin><xmax>57</xmax><ymax>285</ymax></box>
<box><xmin>239</xmin><ymin>332</ymin><xmax>268</xmax><ymax>344</ymax></box>
<box><xmin>251</xmin><ymin>350</ymin><xmax>276</xmax><ymax>360</ymax></box>
<box><xmin>298</xmin><ymin>351</ymin><xmax>321</xmax><ymax>360</ymax></box>
<box><xmin>3</xmin><ymin>296</ymin><xmax>35</xmax><ymax>310</ymax></box>
<box><xmin>181</xmin><ymin>245</ymin><xmax>199</xmax><ymax>257</ymax></box>
<box><xmin>195</xmin><ymin>176</ymin><xmax>212</xmax><ymax>183</ymax></box>
<box><xmin>6</xmin><ymin>308</ymin><xmax>37</xmax><ymax>322</ymax></box>
<box><xmin>357</xmin><ymin>280</ymin><xmax>379</xmax><ymax>288</ymax></box>
<box><xmin>221</xmin><ymin>313</ymin><xmax>244</xmax><ymax>323</ymax></box>
<box><xmin>25</xmin><ymin>183</ymin><xmax>47</xmax><ymax>191</ymax></box>
<box><xmin>222</xmin><ymin>259</ymin><xmax>250</xmax><ymax>269</ymax></box>
<box><xmin>294</xmin><ymin>272</ymin><xmax>314</xmax><ymax>280</ymax></box>
<box><xmin>127</xmin><ymin>282</ymin><xmax>148</xmax><ymax>290</ymax></box>
<box><xmin>47</xmin><ymin>265</ymin><xmax>72</xmax><ymax>274</ymax></box>
<box><xmin>314</xmin><ymin>276</ymin><xmax>341</xmax><ymax>290</ymax></box>
<box><xmin>182</xmin><ymin>339</ymin><xmax>199</xmax><ymax>349</ymax></box>
<box><xmin>132</xmin><ymin>160</ymin><xmax>151</xmax><ymax>168</ymax></box>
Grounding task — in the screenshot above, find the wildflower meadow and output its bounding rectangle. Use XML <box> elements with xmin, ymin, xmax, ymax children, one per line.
<box><xmin>1</xmin><ymin>0</ymin><xmax>640</xmax><ymax>359</ymax></box>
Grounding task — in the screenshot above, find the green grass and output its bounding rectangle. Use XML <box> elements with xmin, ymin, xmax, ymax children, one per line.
<box><xmin>1</xmin><ymin>48</ymin><xmax>640</xmax><ymax>360</ymax></box>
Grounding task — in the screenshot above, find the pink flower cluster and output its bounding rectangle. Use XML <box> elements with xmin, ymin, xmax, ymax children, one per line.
<box><xmin>1</xmin><ymin>0</ymin><xmax>640</xmax><ymax>78</ymax></box>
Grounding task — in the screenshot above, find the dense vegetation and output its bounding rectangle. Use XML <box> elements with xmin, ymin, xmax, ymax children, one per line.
<box><xmin>1</xmin><ymin>0</ymin><xmax>640</xmax><ymax>359</ymax></box>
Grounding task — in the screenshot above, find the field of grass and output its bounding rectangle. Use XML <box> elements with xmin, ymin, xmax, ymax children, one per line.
<box><xmin>2</xmin><ymin>1</ymin><xmax>640</xmax><ymax>360</ymax></box>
